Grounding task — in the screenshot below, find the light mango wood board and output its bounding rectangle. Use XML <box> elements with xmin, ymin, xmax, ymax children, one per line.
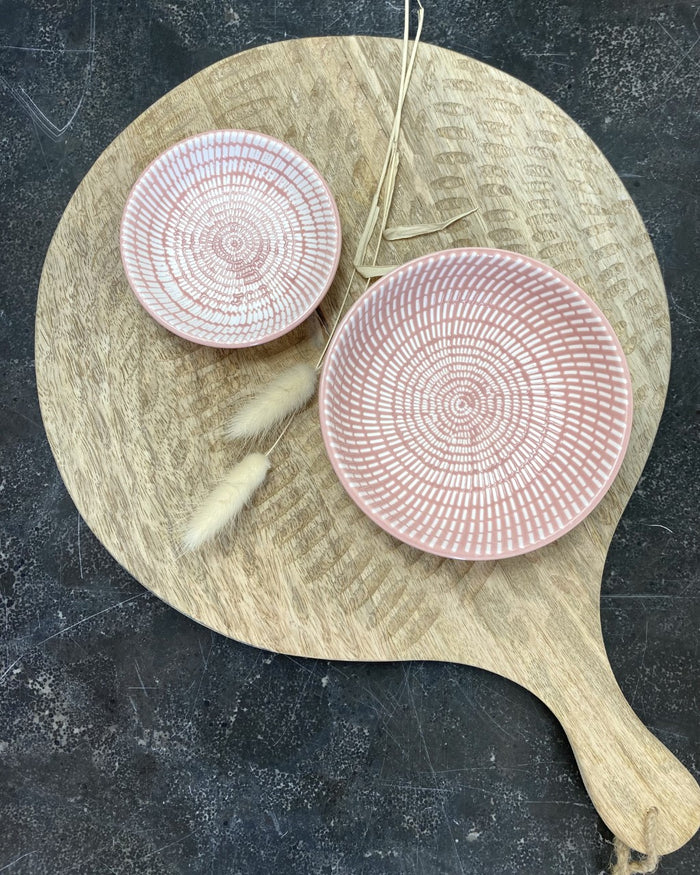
<box><xmin>35</xmin><ymin>36</ymin><xmax>699</xmax><ymax>855</ymax></box>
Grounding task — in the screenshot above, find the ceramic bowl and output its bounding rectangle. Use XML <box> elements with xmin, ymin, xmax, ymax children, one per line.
<box><xmin>319</xmin><ymin>248</ymin><xmax>633</xmax><ymax>560</ymax></box>
<box><xmin>120</xmin><ymin>130</ymin><xmax>342</xmax><ymax>347</ymax></box>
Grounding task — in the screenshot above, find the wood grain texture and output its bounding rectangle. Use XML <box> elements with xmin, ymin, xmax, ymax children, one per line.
<box><xmin>35</xmin><ymin>37</ymin><xmax>699</xmax><ymax>855</ymax></box>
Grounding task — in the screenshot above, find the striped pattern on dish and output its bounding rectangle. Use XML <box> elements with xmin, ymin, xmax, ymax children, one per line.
<box><xmin>319</xmin><ymin>248</ymin><xmax>632</xmax><ymax>560</ymax></box>
<box><xmin>120</xmin><ymin>130</ymin><xmax>341</xmax><ymax>347</ymax></box>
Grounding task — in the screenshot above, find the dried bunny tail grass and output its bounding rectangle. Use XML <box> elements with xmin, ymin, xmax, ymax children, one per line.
<box><xmin>225</xmin><ymin>363</ymin><xmax>318</xmax><ymax>441</ymax></box>
<box><xmin>182</xmin><ymin>452</ymin><xmax>271</xmax><ymax>551</ymax></box>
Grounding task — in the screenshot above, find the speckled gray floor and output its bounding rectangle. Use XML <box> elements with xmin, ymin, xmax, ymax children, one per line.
<box><xmin>1</xmin><ymin>1</ymin><xmax>698</xmax><ymax>873</ymax></box>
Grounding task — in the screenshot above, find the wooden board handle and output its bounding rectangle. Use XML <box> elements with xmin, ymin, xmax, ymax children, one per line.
<box><xmin>544</xmin><ymin>641</ymin><xmax>700</xmax><ymax>855</ymax></box>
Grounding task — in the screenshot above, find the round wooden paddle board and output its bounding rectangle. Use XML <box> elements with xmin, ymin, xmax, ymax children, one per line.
<box><xmin>35</xmin><ymin>36</ymin><xmax>699</xmax><ymax>855</ymax></box>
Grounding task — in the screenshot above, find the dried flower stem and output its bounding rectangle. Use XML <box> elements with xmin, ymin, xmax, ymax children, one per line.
<box><xmin>354</xmin><ymin>265</ymin><xmax>397</xmax><ymax>278</ymax></box>
<box><xmin>356</xmin><ymin>207</ymin><xmax>479</xmax><ymax>277</ymax></box>
<box><xmin>354</xmin><ymin>0</ymin><xmax>424</xmax><ymax>273</ymax></box>
<box><xmin>314</xmin><ymin>268</ymin><xmax>363</xmax><ymax>370</ymax></box>
<box><xmin>313</xmin><ymin>0</ymin><xmax>423</xmax><ymax>373</ymax></box>
<box><xmin>265</xmin><ymin>414</ymin><xmax>296</xmax><ymax>457</ymax></box>
<box><xmin>383</xmin><ymin>206</ymin><xmax>479</xmax><ymax>240</ymax></box>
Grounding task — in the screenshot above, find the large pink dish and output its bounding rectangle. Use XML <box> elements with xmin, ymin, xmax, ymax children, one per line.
<box><xmin>319</xmin><ymin>248</ymin><xmax>633</xmax><ymax>560</ymax></box>
<box><xmin>120</xmin><ymin>130</ymin><xmax>341</xmax><ymax>347</ymax></box>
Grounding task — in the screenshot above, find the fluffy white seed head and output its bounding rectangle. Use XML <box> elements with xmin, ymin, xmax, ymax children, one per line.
<box><xmin>182</xmin><ymin>452</ymin><xmax>271</xmax><ymax>551</ymax></box>
<box><xmin>226</xmin><ymin>363</ymin><xmax>318</xmax><ymax>441</ymax></box>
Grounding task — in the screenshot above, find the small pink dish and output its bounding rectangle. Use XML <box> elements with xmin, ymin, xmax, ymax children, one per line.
<box><xmin>319</xmin><ymin>248</ymin><xmax>633</xmax><ymax>560</ymax></box>
<box><xmin>120</xmin><ymin>130</ymin><xmax>342</xmax><ymax>347</ymax></box>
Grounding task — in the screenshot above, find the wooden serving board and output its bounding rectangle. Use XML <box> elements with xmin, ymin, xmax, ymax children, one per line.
<box><xmin>35</xmin><ymin>36</ymin><xmax>699</xmax><ymax>855</ymax></box>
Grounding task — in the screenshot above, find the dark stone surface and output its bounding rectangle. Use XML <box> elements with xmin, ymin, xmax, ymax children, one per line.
<box><xmin>0</xmin><ymin>1</ymin><xmax>698</xmax><ymax>872</ymax></box>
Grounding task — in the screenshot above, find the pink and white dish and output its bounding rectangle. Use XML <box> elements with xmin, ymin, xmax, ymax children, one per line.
<box><xmin>319</xmin><ymin>248</ymin><xmax>633</xmax><ymax>560</ymax></box>
<box><xmin>120</xmin><ymin>130</ymin><xmax>342</xmax><ymax>347</ymax></box>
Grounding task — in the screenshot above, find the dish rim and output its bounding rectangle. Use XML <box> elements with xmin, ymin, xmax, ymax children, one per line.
<box><xmin>119</xmin><ymin>128</ymin><xmax>343</xmax><ymax>348</ymax></box>
<box><xmin>318</xmin><ymin>246</ymin><xmax>634</xmax><ymax>560</ymax></box>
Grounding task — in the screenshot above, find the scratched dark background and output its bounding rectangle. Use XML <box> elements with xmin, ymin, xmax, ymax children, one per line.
<box><xmin>1</xmin><ymin>1</ymin><xmax>698</xmax><ymax>873</ymax></box>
